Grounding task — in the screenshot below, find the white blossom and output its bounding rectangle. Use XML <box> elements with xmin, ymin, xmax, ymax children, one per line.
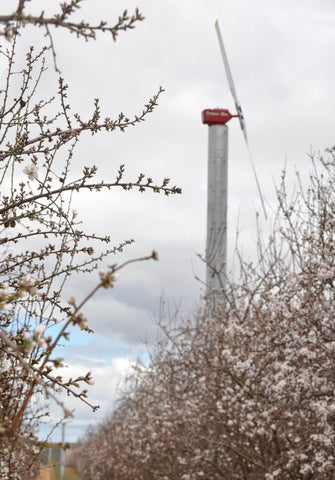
<box><xmin>23</xmin><ymin>163</ymin><xmax>39</xmax><ymax>180</ymax></box>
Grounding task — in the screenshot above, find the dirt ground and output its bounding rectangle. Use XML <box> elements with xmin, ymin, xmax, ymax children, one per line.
<box><xmin>33</xmin><ymin>466</ymin><xmax>56</xmax><ymax>480</ymax></box>
<box><xmin>33</xmin><ymin>465</ymin><xmax>83</xmax><ymax>480</ymax></box>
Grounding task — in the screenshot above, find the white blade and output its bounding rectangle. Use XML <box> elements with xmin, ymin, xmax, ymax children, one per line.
<box><xmin>215</xmin><ymin>20</ymin><xmax>246</xmax><ymax>137</ymax></box>
<box><xmin>246</xmin><ymin>142</ymin><xmax>268</xmax><ymax>220</ymax></box>
<box><xmin>215</xmin><ymin>19</ymin><xmax>267</xmax><ymax>219</ymax></box>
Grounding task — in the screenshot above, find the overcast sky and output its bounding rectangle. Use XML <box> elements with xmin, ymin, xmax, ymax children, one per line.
<box><xmin>3</xmin><ymin>0</ymin><xmax>335</xmax><ymax>442</ymax></box>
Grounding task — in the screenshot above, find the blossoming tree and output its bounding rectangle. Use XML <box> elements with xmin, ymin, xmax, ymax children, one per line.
<box><xmin>0</xmin><ymin>1</ymin><xmax>181</xmax><ymax>478</ymax></box>
<box><xmin>70</xmin><ymin>151</ymin><xmax>335</xmax><ymax>480</ymax></box>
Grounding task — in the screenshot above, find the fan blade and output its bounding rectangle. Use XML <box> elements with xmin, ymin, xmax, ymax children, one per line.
<box><xmin>215</xmin><ymin>20</ymin><xmax>245</xmax><ymax>132</ymax></box>
<box><xmin>246</xmin><ymin>143</ymin><xmax>268</xmax><ymax>220</ymax></box>
<box><xmin>215</xmin><ymin>19</ymin><xmax>267</xmax><ymax>219</ymax></box>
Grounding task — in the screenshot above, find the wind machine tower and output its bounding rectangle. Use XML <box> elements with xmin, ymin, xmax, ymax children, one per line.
<box><xmin>202</xmin><ymin>108</ymin><xmax>237</xmax><ymax>296</ymax></box>
<box><xmin>203</xmin><ymin>21</ymin><xmax>266</xmax><ymax>298</ymax></box>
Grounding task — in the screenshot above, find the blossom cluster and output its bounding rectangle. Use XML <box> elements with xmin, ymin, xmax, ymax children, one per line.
<box><xmin>69</xmin><ymin>152</ymin><xmax>335</xmax><ymax>480</ymax></box>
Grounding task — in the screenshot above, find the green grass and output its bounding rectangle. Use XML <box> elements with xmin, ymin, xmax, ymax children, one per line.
<box><xmin>53</xmin><ymin>464</ymin><xmax>84</xmax><ymax>480</ymax></box>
